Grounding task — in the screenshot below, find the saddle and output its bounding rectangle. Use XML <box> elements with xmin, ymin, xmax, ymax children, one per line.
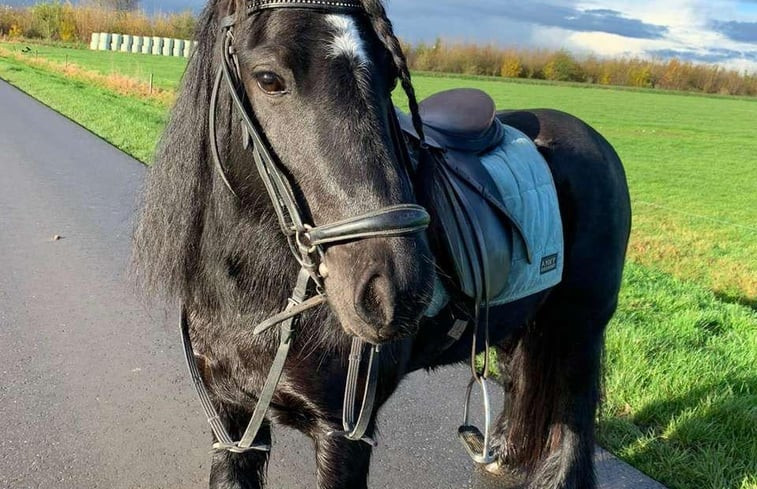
<box><xmin>397</xmin><ymin>88</ymin><xmax>532</xmax><ymax>307</ymax></box>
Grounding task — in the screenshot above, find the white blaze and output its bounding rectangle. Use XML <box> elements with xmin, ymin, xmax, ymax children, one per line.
<box><xmin>325</xmin><ymin>14</ymin><xmax>369</xmax><ymax>67</ymax></box>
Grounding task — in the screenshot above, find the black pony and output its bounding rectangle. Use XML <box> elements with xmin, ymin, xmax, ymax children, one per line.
<box><xmin>133</xmin><ymin>1</ymin><xmax>631</xmax><ymax>488</ymax></box>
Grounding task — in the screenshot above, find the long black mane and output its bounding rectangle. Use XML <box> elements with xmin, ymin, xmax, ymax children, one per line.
<box><xmin>132</xmin><ymin>1</ymin><xmax>218</xmax><ymax>303</ymax></box>
<box><xmin>134</xmin><ymin>1</ymin><xmax>300</xmax><ymax>318</ymax></box>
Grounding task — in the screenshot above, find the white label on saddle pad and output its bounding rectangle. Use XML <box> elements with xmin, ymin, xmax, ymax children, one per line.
<box><xmin>540</xmin><ymin>254</ymin><xmax>559</xmax><ymax>274</ymax></box>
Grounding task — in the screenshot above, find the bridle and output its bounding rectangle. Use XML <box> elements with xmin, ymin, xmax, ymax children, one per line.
<box><xmin>181</xmin><ymin>0</ymin><xmax>431</xmax><ymax>453</ymax></box>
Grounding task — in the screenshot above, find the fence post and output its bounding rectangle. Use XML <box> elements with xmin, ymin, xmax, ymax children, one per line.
<box><xmin>149</xmin><ymin>73</ymin><xmax>153</xmax><ymax>95</ymax></box>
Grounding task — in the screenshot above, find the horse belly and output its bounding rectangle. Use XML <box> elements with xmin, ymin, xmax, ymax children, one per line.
<box><xmin>409</xmin><ymin>289</ymin><xmax>550</xmax><ymax>371</ymax></box>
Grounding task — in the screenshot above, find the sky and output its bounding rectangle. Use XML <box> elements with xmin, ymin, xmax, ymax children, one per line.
<box><xmin>6</xmin><ymin>0</ymin><xmax>757</xmax><ymax>72</ymax></box>
<box><xmin>384</xmin><ymin>0</ymin><xmax>757</xmax><ymax>72</ymax></box>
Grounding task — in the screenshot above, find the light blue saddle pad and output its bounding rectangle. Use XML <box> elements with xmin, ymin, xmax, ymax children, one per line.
<box><xmin>426</xmin><ymin>123</ymin><xmax>564</xmax><ymax>316</ymax></box>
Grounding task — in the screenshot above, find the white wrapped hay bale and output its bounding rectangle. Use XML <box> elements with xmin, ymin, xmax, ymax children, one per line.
<box><xmin>110</xmin><ymin>33</ymin><xmax>122</xmax><ymax>52</ymax></box>
<box><xmin>162</xmin><ymin>38</ymin><xmax>173</xmax><ymax>56</ymax></box>
<box><xmin>98</xmin><ymin>32</ymin><xmax>110</xmax><ymax>51</ymax></box>
<box><xmin>131</xmin><ymin>36</ymin><xmax>143</xmax><ymax>54</ymax></box>
<box><xmin>90</xmin><ymin>32</ymin><xmax>99</xmax><ymax>50</ymax></box>
<box><xmin>183</xmin><ymin>40</ymin><xmax>192</xmax><ymax>57</ymax></box>
<box><xmin>142</xmin><ymin>36</ymin><xmax>153</xmax><ymax>54</ymax></box>
<box><xmin>120</xmin><ymin>34</ymin><xmax>132</xmax><ymax>52</ymax></box>
<box><xmin>172</xmin><ymin>39</ymin><xmax>184</xmax><ymax>57</ymax></box>
<box><xmin>151</xmin><ymin>36</ymin><xmax>162</xmax><ymax>55</ymax></box>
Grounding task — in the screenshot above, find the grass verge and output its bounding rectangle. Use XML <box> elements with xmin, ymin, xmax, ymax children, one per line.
<box><xmin>0</xmin><ymin>53</ymin><xmax>166</xmax><ymax>163</ymax></box>
<box><xmin>0</xmin><ymin>40</ymin><xmax>187</xmax><ymax>91</ymax></box>
<box><xmin>600</xmin><ymin>263</ymin><xmax>756</xmax><ymax>489</ymax></box>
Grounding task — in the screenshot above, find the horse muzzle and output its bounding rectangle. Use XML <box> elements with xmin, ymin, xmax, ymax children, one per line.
<box><xmin>322</xmin><ymin>230</ymin><xmax>434</xmax><ymax>345</ymax></box>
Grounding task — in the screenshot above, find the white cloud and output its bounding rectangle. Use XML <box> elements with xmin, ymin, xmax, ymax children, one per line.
<box><xmin>562</xmin><ymin>1</ymin><xmax>757</xmax><ymax>72</ymax></box>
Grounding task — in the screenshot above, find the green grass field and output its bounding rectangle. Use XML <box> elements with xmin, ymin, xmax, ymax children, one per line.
<box><xmin>1</xmin><ymin>43</ymin><xmax>755</xmax><ymax>489</ymax></box>
<box><xmin>0</xmin><ymin>41</ymin><xmax>187</xmax><ymax>91</ymax></box>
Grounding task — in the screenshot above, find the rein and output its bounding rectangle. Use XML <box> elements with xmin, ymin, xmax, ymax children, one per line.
<box><xmin>182</xmin><ymin>0</ymin><xmax>430</xmax><ymax>453</ymax></box>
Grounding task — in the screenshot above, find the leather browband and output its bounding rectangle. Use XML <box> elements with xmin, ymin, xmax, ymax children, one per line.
<box><xmin>245</xmin><ymin>0</ymin><xmax>364</xmax><ymax>15</ymax></box>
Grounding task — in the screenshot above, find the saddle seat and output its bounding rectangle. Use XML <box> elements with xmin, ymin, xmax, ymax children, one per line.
<box><xmin>418</xmin><ymin>88</ymin><xmax>503</xmax><ymax>152</ymax></box>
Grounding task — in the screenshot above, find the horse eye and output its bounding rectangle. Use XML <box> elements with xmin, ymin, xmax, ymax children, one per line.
<box><xmin>254</xmin><ymin>72</ymin><xmax>287</xmax><ymax>95</ymax></box>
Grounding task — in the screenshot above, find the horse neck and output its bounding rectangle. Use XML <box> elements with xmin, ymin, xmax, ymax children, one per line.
<box><xmin>192</xmin><ymin>149</ymin><xmax>301</xmax><ymax>323</ymax></box>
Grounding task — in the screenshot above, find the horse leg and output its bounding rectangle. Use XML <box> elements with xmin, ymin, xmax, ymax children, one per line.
<box><xmin>209</xmin><ymin>405</ymin><xmax>271</xmax><ymax>489</ymax></box>
<box><xmin>312</xmin><ymin>430</ymin><xmax>373</xmax><ymax>489</ymax></box>
<box><xmin>490</xmin><ymin>296</ymin><xmax>614</xmax><ymax>489</ymax></box>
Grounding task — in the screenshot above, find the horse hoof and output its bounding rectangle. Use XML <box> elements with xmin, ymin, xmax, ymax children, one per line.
<box><xmin>484</xmin><ymin>460</ymin><xmax>505</xmax><ymax>475</ymax></box>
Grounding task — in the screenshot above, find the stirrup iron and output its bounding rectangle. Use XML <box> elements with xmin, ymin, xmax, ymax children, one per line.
<box><xmin>458</xmin><ymin>376</ymin><xmax>496</xmax><ymax>464</ymax></box>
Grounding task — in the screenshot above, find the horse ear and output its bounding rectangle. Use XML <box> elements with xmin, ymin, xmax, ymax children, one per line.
<box><xmin>216</xmin><ymin>0</ymin><xmax>242</xmax><ymax>19</ymax></box>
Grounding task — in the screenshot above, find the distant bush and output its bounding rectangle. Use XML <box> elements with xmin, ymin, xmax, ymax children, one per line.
<box><xmin>0</xmin><ymin>2</ymin><xmax>197</xmax><ymax>43</ymax></box>
<box><xmin>403</xmin><ymin>39</ymin><xmax>757</xmax><ymax>96</ymax></box>
<box><xmin>1</xmin><ymin>5</ymin><xmax>755</xmax><ymax>96</ymax></box>
<box><xmin>543</xmin><ymin>50</ymin><xmax>585</xmax><ymax>82</ymax></box>
<box><xmin>500</xmin><ymin>50</ymin><xmax>523</xmax><ymax>78</ymax></box>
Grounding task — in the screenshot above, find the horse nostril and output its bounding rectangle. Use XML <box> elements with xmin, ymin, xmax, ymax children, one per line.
<box><xmin>355</xmin><ymin>270</ymin><xmax>395</xmax><ymax>327</ymax></box>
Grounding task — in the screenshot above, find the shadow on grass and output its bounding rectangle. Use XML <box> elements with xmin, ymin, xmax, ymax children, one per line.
<box><xmin>598</xmin><ymin>377</ymin><xmax>757</xmax><ymax>489</ymax></box>
<box><xmin>712</xmin><ymin>290</ymin><xmax>757</xmax><ymax>313</ymax></box>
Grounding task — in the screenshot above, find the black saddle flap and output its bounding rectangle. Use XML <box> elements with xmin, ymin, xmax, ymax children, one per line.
<box><xmin>395</xmin><ymin>88</ymin><xmax>519</xmax><ymax>304</ymax></box>
<box><xmin>418</xmin><ymin>149</ymin><xmax>513</xmax><ymax>302</ymax></box>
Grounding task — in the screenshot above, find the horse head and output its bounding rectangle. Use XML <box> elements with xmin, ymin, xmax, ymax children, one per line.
<box><xmin>135</xmin><ymin>0</ymin><xmax>435</xmax><ymax>345</ymax></box>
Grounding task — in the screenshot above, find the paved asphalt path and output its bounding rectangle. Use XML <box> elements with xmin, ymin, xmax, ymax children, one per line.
<box><xmin>0</xmin><ymin>79</ymin><xmax>666</xmax><ymax>489</ymax></box>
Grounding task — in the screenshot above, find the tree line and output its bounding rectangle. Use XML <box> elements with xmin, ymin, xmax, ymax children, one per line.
<box><xmin>1</xmin><ymin>2</ymin><xmax>755</xmax><ymax>96</ymax></box>
<box><xmin>403</xmin><ymin>40</ymin><xmax>757</xmax><ymax>96</ymax></box>
<box><xmin>0</xmin><ymin>2</ymin><xmax>196</xmax><ymax>42</ymax></box>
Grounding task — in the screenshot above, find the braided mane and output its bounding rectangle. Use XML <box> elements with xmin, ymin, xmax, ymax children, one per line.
<box><xmin>361</xmin><ymin>0</ymin><xmax>425</xmax><ymax>141</ymax></box>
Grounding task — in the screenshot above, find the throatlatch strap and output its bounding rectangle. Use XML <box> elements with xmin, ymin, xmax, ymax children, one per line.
<box><xmin>181</xmin><ymin>310</ymin><xmax>238</xmax><ymax>448</ymax></box>
<box><xmin>236</xmin><ymin>268</ymin><xmax>311</xmax><ymax>450</ymax></box>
